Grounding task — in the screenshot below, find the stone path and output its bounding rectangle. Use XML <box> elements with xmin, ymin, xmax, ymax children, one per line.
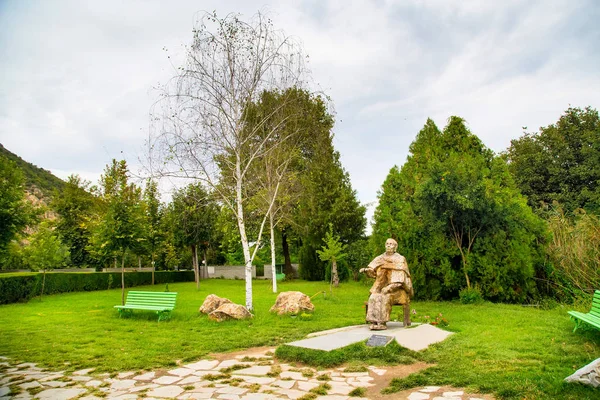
<box><xmin>0</xmin><ymin>352</ymin><xmax>492</xmax><ymax>400</ymax></box>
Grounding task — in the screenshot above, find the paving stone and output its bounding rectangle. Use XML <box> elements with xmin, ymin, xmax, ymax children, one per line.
<box><xmin>36</xmin><ymin>388</ymin><xmax>87</xmax><ymax>400</ymax></box>
<box><xmin>44</xmin><ymin>380</ymin><xmax>71</xmax><ymax>388</ymax></box>
<box><xmin>346</xmin><ymin>380</ymin><xmax>374</xmax><ymax>388</ymax></box>
<box><xmin>269</xmin><ymin>379</ymin><xmax>295</xmax><ymax>389</ymax></box>
<box><xmin>216</xmin><ymin>386</ymin><xmax>247</xmax><ymax>395</ymax></box>
<box><xmin>179</xmin><ymin>393</ymin><xmax>214</xmax><ymax>400</ymax></box>
<box><xmin>110</xmin><ymin>394</ymin><xmax>138</xmax><ymax>400</ymax></box>
<box><xmin>79</xmin><ymin>396</ymin><xmax>103</xmax><ymax>400</ymax></box>
<box><xmin>234</xmin><ymin>375</ymin><xmax>276</xmax><ymax>385</ymax></box>
<box><xmin>280</xmin><ymin>371</ymin><xmax>308</xmax><ymax>381</ymax></box>
<box><xmin>168</xmin><ymin>367</ymin><xmax>195</xmax><ymax>377</ymax></box>
<box><xmin>184</xmin><ymin>360</ymin><xmax>220</xmax><ymax>371</ymax></box>
<box><xmin>12</xmin><ymin>393</ymin><xmax>33</xmax><ymax>400</ymax></box>
<box><xmin>153</xmin><ymin>375</ymin><xmax>182</xmax><ymax>384</ymax></box>
<box><xmin>408</xmin><ymin>393</ymin><xmax>431</xmax><ymax>400</ymax></box>
<box><xmin>179</xmin><ymin>375</ymin><xmax>202</xmax><ymax>385</ymax></box>
<box><xmin>19</xmin><ymin>381</ymin><xmax>42</xmax><ymax>389</ymax></box>
<box><xmin>71</xmin><ymin>375</ymin><xmax>92</xmax><ymax>382</ymax></box>
<box><xmin>130</xmin><ymin>383</ymin><xmax>159</xmax><ymax>393</ymax></box>
<box><xmin>240</xmin><ymin>394</ymin><xmax>281</xmax><ymax>400</ymax></box>
<box><xmin>367</xmin><ymin>366</ymin><xmax>386</xmax><ymax>376</ymax></box>
<box><xmin>134</xmin><ymin>371</ymin><xmax>157</xmax><ymax>381</ymax></box>
<box><xmin>0</xmin><ymin>387</ymin><xmax>10</xmax><ymax>397</ymax></box>
<box><xmin>193</xmin><ymin>370</ymin><xmax>220</xmax><ymax>378</ymax></box>
<box><xmin>420</xmin><ymin>386</ymin><xmax>441</xmax><ymax>393</ymax></box>
<box><xmin>340</xmin><ymin>372</ymin><xmax>369</xmax><ymax>377</ymax></box>
<box><xmin>315</xmin><ymin>396</ymin><xmax>350</xmax><ymax>400</ymax></box>
<box><xmin>443</xmin><ymin>391</ymin><xmax>464</xmax><ymax>397</ymax></box>
<box><xmin>233</xmin><ymin>366</ymin><xmax>272</xmax><ymax>376</ymax></box>
<box><xmin>16</xmin><ymin>363</ymin><xmax>36</xmax><ymax>369</ymax></box>
<box><xmin>190</xmin><ymin>386</ymin><xmax>218</xmax><ymax>394</ymax></box>
<box><xmin>39</xmin><ymin>373</ymin><xmax>66</xmax><ymax>382</ymax></box>
<box><xmin>433</xmin><ymin>398</ymin><xmax>461</xmax><ymax>400</ymax></box>
<box><xmin>331</xmin><ymin>377</ymin><xmax>346</xmax><ymax>382</ymax></box>
<box><xmin>72</xmin><ymin>368</ymin><xmax>95</xmax><ymax>376</ymax></box>
<box><xmin>117</xmin><ymin>371</ymin><xmax>135</xmax><ymax>379</ymax></box>
<box><xmin>111</xmin><ymin>379</ymin><xmax>137</xmax><ymax>390</ymax></box>
<box><xmin>147</xmin><ymin>385</ymin><xmax>185</xmax><ymax>398</ymax></box>
<box><xmin>296</xmin><ymin>380</ymin><xmax>320</xmax><ymax>391</ymax></box>
<box><xmin>216</xmin><ymin>360</ymin><xmax>242</xmax><ymax>369</ymax></box>
<box><xmin>218</xmin><ymin>395</ymin><xmax>241</xmax><ymax>400</ymax></box>
<box><xmin>328</xmin><ymin>381</ymin><xmax>355</xmax><ymax>395</ymax></box>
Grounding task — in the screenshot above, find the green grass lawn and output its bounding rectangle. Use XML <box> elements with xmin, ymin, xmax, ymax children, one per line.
<box><xmin>0</xmin><ymin>279</ymin><xmax>598</xmax><ymax>399</ymax></box>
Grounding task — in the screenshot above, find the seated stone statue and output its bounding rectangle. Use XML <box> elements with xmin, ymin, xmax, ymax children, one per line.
<box><xmin>360</xmin><ymin>238</ymin><xmax>413</xmax><ymax>330</ymax></box>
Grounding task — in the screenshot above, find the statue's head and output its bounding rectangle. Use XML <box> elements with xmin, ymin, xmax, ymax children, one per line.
<box><xmin>385</xmin><ymin>238</ymin><xmax>397</xmax><ymax>255</ymax></box>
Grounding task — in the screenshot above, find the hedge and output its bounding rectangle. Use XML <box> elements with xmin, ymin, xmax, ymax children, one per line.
<box><xmin>0</xmin><ymin>271</ymin><xmax>195</xmax><ymax>304</ymax></box>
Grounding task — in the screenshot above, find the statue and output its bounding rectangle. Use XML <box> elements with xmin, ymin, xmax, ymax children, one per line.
<box><xmin>360</xmin><ymin>238</ymin><xmax>413</xmax><ymax>330</ymax></box>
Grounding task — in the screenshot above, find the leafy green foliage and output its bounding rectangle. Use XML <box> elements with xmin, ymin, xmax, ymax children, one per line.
<box><xmin>0</xmin><ymin>271</ymin><xmax>194</xmax><ymax>304</ymax></box>
<box><xmin>507</xmin><ymin>106</ymin><xmax>600</xmax><ymax>214</ymax></box>
<box><xmin>345</xmin><ymin>238</ymin><xmax>370</xmax><ymax>281</ymax></box>
<box><xmin>52</xmin><ymin>175</ymin><xmax>96</xmax><ymax>267</ymax></box>
<box><xmin>293</xmin><ymin>103</ymin><xmax>366</xmax><ymax>280</ymax></box>
<box><xmin>0</xmin><ymin>156</ymin><xmax>37</xmax><ymax>267</ymax></box>
<box><xmin>372</xmin><ymin>117</ymin><xmax>548</xmax><ymax>302</ymax></box>
<box><xmin>23</xmin><ymin>223</ymin><xmax>70</xmax><ymax>271</ymax></box>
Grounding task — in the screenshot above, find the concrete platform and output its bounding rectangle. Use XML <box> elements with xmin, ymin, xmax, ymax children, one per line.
<box><xmin>286</xmin><ymin>322</ymin><xmax>453</xmax><ymax>352</ymax></box>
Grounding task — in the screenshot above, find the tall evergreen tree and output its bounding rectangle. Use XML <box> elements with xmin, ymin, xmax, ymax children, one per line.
<box><xmin>372</xmin><ymin>118</ymin><xmax>548</xmax><ymax>302</ymax></box>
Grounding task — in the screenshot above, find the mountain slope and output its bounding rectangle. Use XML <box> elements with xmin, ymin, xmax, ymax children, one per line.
<box><xmin>0</xmin><ymin>143</ymin><xmax>66</xmax><ymax>198</ymax></box>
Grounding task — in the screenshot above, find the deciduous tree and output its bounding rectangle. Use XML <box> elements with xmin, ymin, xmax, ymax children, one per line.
<box><xmin>150</xmin><ymin>11</ymin><xmax>309</xmax><ymax>310</ymax></box>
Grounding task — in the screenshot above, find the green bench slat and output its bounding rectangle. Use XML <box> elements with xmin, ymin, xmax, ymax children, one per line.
<box><xmin>114</xmin><ymin>291</ymin><xmax>178</xmax><ymax>321</ymax></box>
<box><xmin>568</xmin><ymin>291</ymin><xmax>600</xmax><ymax>332</ymax></box>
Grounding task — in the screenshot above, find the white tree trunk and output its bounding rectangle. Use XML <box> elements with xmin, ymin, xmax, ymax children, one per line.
<box><xmin>237</xmin><ymin>159</ymin><xmax>254</xmax><ymax>311</ymax></box>
<box><xmin>270</xmin><ymin>210</ymin><xmax>277</xmax><ymax>293</ymax></box>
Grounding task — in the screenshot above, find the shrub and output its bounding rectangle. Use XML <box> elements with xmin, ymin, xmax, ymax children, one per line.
<box><xmin>0</xmin><ymin>271</ymin><xmax>194</xmax><ymax>304</ymax></box>
<box><xmin>459</xmin><ymin>285</ymin><xmax>484</xmax><ymax>304</ymax></box>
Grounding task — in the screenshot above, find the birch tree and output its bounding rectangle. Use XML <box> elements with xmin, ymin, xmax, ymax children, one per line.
<box><xmin>150</xmin><ymin>12</ymin><xmax>308</xmax><ymax>310</ymax></box>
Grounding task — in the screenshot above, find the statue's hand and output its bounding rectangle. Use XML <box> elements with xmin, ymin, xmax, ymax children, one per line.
<box><xmin>359</xmin><ymin>268</ymin><xmax>367</xmax><ymax>274</ymax></box>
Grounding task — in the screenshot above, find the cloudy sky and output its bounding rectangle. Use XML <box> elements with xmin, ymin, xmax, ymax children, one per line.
<box><xmin>1</xmin><ymin>0</ymin><xmax>599</xmax><ymax>228</ymax></box>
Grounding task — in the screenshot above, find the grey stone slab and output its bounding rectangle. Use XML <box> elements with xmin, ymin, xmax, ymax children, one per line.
<box><xmin>134</xmin><ymin>371</ymin><xmax>156</xmax><ymax>381</ymax></box>
<box><xmin>0</xmin><ymin>387</ymin><xmax>10</xmax><ymax>397</ymax></box>
<box><xmin>408</xmin><ymin>393</ymin><xmax>430</xmax><ymax>400</ymax></box>
<box><xmin>43</xmin><ymin>381</ymin><xmax>70</xmax><ymax>388</ymax></box>
<box><xmin>153</xmin><ymin>375</ymin><xmax>182</xmax><ymax>385</ymax></box>
<box><xmin>270</xmin><ymin>379</ymin><xmax>295</xmax><ymax>389</ymax></box>
<box><xmin>116</xmin><ymin>371</ymin><xmax>135</xmax><ymax>379</ymax></box>
<box><xmin>275</xmin><ymin>388</ymin><xmax>307</xmax><ymax>399</ymax></box>
<box><xmin>73</xmin><ymin>368</ymin><xmax>96</xmax><ymax>376</ymax></box>
<box><xmin>216</xmin><ymin>394</ymin><xmax>240</xmax><ymax>400</ymax></box>
<box><xmin>287</xmin><ymin>322</ymin><xmax>452</xmax><ymax>352</ymax></box>
<box><xmin>232</xmin><ymin>366</ymin><xmax>271</xmax><ymax>376</ymax></box>
<box><xmin>110</xmin><ymin>379</ymin><xmax>137</xmax><ymax>390</ymax></box>
<box><xmin>36</xmin><ymin>388</ymin><xmax>87</xmax><ymax>400</ymax></box>
<box><xmin>184</xmin><ymin>360</ymin><xmax>219</xmax><ymax>371</ymax></box>
<box><xmin>315</xmin><ymin>396</ymin><xmax>349</xmax><ymax>400</ymax></box>
<box><xmin>19</xmin><ymin>381</ymin><xmax>42</xmax><ymax>389</ymax></box>
<box><xmin>147</xmin><ymin>385</ymin><xmax>185</xmax><ymax>398</ymax></box>
<box><xmin>168</xmin><ymin>367</ymin><xmax>195</xmax><ymax>377</ymax></box>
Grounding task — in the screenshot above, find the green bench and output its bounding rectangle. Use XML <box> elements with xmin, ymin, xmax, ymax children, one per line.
<box><xmin>568</xmin><ymin>290</ymin><xmax>600</xmax><ymax>332</ymax></box>
<box><xmin>114</xmin><ymin>291</ymin><xmax>177</xmax><ymax>322</ymax></box>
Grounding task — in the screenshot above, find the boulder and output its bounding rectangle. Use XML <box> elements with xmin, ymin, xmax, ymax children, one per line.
<box><xmin>270</xmin><ymin>291</ymin><xmax>314</xmax><ymax>315</ymax></box>
<box><xmin>199</xmin><ymin>294</ymin><xmax>232</xmax><ymax>314</ymax></box>
<box><xmin>565</xmin><ymin>358</ymin><xmax>600</xmax><ymax>387</ymax></box>
<box><xmin>208</xmin><ymin>303</ymin><xmax>253</xmax><ymax>322</ymax></box>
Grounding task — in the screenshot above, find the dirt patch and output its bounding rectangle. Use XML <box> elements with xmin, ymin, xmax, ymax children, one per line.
<box><xmin>363</xmin><ymin>362</ymin><xmax>431</xmax><ymax>400</ymax></box>
<box><xmin>208</xmin><ymin>346</ymin><xmax>277</xmax><ymax>361</ymax></box>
